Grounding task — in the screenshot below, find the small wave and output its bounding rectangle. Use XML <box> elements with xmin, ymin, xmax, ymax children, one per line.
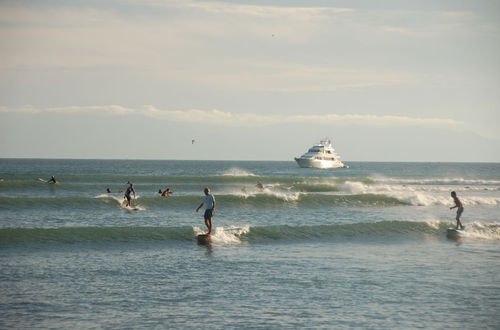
<box><xmin>2</xmin><ymin>188</ymin><xmax>499</xmax><ymax>210</ymax></box>
<box><xmin>339</xmin><ymin>181</ymin><xmax>500</xmax><ymax>206</ymax></box>
<box><xmin>245</xmin><ymin>221</ymin><xmax>500</xmax><ymax>242</ymax></box>
<box><xmin>458</xmin><ymin>222</ymin><xmax>500</xmax><ymax>240</ymax></box>
<box><xmin>0</xmin><ymin>226</ymin><xmax>196</xmax><ymax>244</ymax></box>
<box><xmin>245</xmin><ymin>221</ymin><xmax>445</xmax><ymax>241</ymax></box>
<box><xmin>387</xmin><ymin>192</ymin><xmax>500</xmax><ymax>207</ymax></box>
<box><xmin>96</xmin><ymin>194</ymin><xmax>146</xmax><ymax>211</ymax></box>
<box><xmin>290</xmin><ymin>183</ymin><xmax>339</xmax><ymax>193</ymax></box>
<box><xmin>219</xmin><ymin>167</ymin><xmax>257</xmax><ymax>177</ymax></box>
<box><xmin>372</xmin><ymin>176</ymin><xmax>500</xmax><ymax>186</ymax></box>
<box><xmin>3</xmin><ymin>221</ymin><xmax>497</xmax><ymax>245</ymax></box>
<box><xmin>0</xmin><ymin>196</ymin><xmax>108</xmax><ymax>209</ymax></box>
<box><xmin>193</xmin><ymin>225</ymin><xmax>250</xmax><ymax>244</ymax></box>
<box><xmin>0</xmin><ymin>225</ymin><xmax>249</xmax><ymax>245</ymax></box>
<box><xmin>95</xmin><ymin>194</ymin><xmax>123</xmax><ymax>204</ymax></box>
<box><xmin>0</xmin><ymin>193</ymin><xmax>405</xmax><ymax>210</ymax></box>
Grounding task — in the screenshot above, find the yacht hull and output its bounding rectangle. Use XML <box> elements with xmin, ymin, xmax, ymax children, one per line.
<box><xmin>294</xmin><ymin>158</ymin><xmax>345</xmax><ymax>169</ymax></box>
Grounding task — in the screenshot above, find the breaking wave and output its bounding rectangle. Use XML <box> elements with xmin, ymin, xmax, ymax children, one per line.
<box><xmin>372</xmin><ymin>176</ymin><xmax>500</xmax><ymax>186</ymax></box>
<box><xmin>0</xmin><ymin>193</ymin><xmax>405</xmax><ymax>210</ymax></box>
<box><xmin>2</xmin><ymin>221</ymin><xmax>498</xmax><ymax>246</ymax></box>
<box><xmin>219</xmin><ymin>167</ymin><xmax>257</xmax><ymax>177</ymax></box>
<box><xmin>1</xmin><ymin>190</ymin><xmax>499</xmax><ymax>210</ymax></box>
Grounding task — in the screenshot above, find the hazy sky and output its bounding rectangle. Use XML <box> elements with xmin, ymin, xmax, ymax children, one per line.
<box><xmin>1</xmin><ymin>0</ymin><xmax>499</xmax><ymax>161</ymax></box>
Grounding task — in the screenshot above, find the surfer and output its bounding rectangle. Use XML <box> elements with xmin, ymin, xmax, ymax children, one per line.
<box><xmin>196</xmin><ymin>187</ymin><xmax>216</xmax><ymax>235</ymax></box>
<box><xmin>48</xmin><ymin>176</ymin><xmax>57</xmax><ymax>184</ymax></box>
<box><xmin>161</xmin><ymin>188</ymin><xmax>173</xmax><ymax>196</ymax></box>
<box><xmin>450</xmin><ymin>191</ymin><xmax>464</xmax><ymax>229</ymax></box>
<box><xmin>124</xmin><ymin>183</ymin><xmax>136</xmax><ymax>207</ymax></box>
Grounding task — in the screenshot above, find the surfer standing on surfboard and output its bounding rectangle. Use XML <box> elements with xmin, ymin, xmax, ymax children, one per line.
<box><xmin>196</xmin><ymin>187</ymin><xmax>216</xmax><ymax>235</ymax></box>
<box><xmin>124</xmin><ymin>182</ymin><xmax>136</xmax><ymax>207</ymax></box>
<box><xmin>450</xmin><ymin>191</ymin><xmax>465</xmax><ymax>230</ymax></box>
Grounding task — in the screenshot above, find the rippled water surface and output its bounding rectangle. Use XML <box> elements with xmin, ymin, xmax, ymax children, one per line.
<box><xmin>1</xmin><ymin>159</ymin><xmax>499</xmax><ymax>328</ymax></box>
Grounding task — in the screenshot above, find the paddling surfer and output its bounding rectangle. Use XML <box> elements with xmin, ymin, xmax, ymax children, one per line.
<box><xmin>450</xmin><ymin>191</ymin><xmax>464</xmax><ymax>229</ymax></box>
<box><xmin>160</xmin><ymin>188</ymin><xmax>173</xmax><ymax>196</ymax></box>
<box><xmin>196</xmin><ymin>187</ymin><xmax>216</xmax><ymax>235</ymax></box>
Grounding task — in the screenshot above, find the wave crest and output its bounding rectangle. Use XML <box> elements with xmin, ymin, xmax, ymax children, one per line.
<box><xmin>220</xmin><ymin>167</ymin><xmax>257</xmax><ymax>177</ymax></box>
<box><xmin>3</xmin><ymin>221</ymin><xmax>498</xmax><ymax>246</ymax></box>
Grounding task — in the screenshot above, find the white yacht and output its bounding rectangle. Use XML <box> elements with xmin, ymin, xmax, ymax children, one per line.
<box><xmin>294</xmin><ymin>138</ymin><xmax>348</xmax><ymax>169</ymax></box>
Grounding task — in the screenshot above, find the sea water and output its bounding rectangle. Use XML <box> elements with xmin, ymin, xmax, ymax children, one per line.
<box><xmin>0</xmin><ymin>159</ymin><xmax>499</xmax><ymax>329</ymax></box>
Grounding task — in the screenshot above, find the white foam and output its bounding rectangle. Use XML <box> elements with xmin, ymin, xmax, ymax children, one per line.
<box><xmin>124</xmin><ymin>205</ymin><xmax>146</xmax><ymax>211</ymax></box>
<box><xmin>372</xmin><ymin>175</ymin><xmax>500</xmax><ymax>186</ymax></box>
<box><xmin>341</xmin><ymin>181</ymin><xmax>367</xmax><ymax>194</ymax></box>
<box><xmin>95</xmin><ymin>194</ymin><xmax>124</xmax><ymax>204</ymax></box>
<box><xmin>193</xmin><ymin>225</ymin><xmax>250</xmax><ymax>244</ymax></box>
<box><xmin>234</xmin><ymin>185</ymin><xmax>302</xmax><ymax>202</ymax></box>
<box><xmin>96</xmin><ymin>194</ymin><xmax>146</xmax><ymax>210</ymax></box>
<box><xmin>260</xmin><ymin>189</ymin><xmax>301</xmax><ymax>202</ymax></box>
<box><xmin>220</xmin><ymin>167</ymin><xmax>257</xmax><ymax>177</ymax></box>
<box><xmin>455</xmin><ymin>222</ymin><xmax>500</xmax><ymax>240</ymax></box>
<box><xmin>423</xmin><ymin>219</ymin><xmax>443</xmax><ymax>230</ymax></box>
<box><xmin>339</xmin><ymin>181</ymin><xmax>500</xmax><ymax>206</ymax></box>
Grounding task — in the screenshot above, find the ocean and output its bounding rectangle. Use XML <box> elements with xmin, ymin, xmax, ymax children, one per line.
<box><xmin>0</xmin><ymin>159</ymin><xmax>499</xmax><ymax>329</ymax></box>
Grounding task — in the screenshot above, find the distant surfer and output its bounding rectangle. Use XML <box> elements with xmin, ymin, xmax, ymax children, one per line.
<box><xmin>48</xmin><ymin>176</ymin><xmax>57</xmax><ymax>184</ymax></box>
<box><xmin>160</xmin><ymin>188</ymin><xmax>173</xmax><ymax>196</ymax></box>
<box><xmin>450</xmin><ymin>191</ymin><xmax>464</xmax><ymax>229</ymax></box>
<box><xmin>124</xmin><ymin>183</ymin><xmax>136</xmax><ymax>207</ymax></box>
<box><xmin>106</xmin><ymin>188</ymin><xmax>112</xmax><ymax>193</ymax></box>
<box><xmin>196</xmin><ymin>187</ymin><xmax>216</xmax><ymax>235</ymax></box>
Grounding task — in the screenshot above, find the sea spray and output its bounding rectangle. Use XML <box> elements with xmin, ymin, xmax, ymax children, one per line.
<box><xmin>193</xmin><ymin>225</ymin><xmax>251</xmax><ymax>245</ymax></box>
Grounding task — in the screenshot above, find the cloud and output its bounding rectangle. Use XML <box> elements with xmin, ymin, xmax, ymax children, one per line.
<box><xmin>135</xmin><ymin>0</ymin><xmax>353</xmax><ymax>19</ymax></box>
<box><xmin>1</xmin><ymin>105</ymin><xmax>463</xmax><ymax>129</ymax></box>
<box><xmin>0</xmin><ymin>1</ymin><xmax>468</xmax><ymax>93</ymax></box>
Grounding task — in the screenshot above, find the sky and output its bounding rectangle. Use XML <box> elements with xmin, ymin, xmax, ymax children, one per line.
<box><xmin>0</xmin><ymin>0</ymin><xmax>499</xmax><ymax>161</ymax></box>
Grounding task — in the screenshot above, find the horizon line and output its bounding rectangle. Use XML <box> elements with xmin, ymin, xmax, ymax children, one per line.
<box><xmin>0</xmin><ymin>157</ymin><xmax>498</xmax><ymax>164</ymax></box>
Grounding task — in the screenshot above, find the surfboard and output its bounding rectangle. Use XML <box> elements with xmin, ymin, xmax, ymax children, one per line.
<box><xmin>38</xmin><ymin>178</ymin><xmax>47</xmax><ymax>183</ymax></box>
<box><xmin>197</xmin><ymin>234</ymin><xmax>211</xmax><ymax>245</ymax></box>
<box><xmin>124</xmin><ymin>205</ymin><xmax>141</xmax><ymax>211</ymax></box>
<box><xmin>447</xmin><ymin>228</ymin><xmax>465</xmax><ymax>237</ymax></box>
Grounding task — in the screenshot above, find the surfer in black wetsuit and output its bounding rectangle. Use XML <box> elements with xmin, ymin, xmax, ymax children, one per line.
<box><xmin>124</xmin><ymin>183</ymin><xmax>136</xmax><ymax>207</ymax></box>
<box><xmin>48</xmin><ymin>176</ymin><xmax>57</xmax><ymax>184</ymax></box>
<box><xmin>450</xmin><ymin>191</ymin><xmax>464</xmax><ymax>229</ymax></box>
